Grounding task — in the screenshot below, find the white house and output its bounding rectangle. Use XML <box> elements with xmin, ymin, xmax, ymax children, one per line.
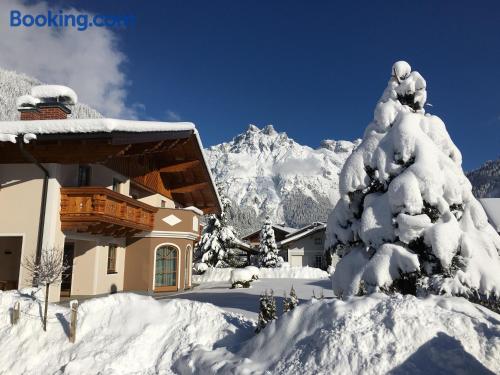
<box><xmin>277</xmin><ymin>222</ymin><xmax>326</xmax><ymax>268</ymax></box>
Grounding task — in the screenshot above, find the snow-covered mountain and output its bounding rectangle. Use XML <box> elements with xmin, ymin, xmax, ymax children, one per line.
<box><xmin>0</xmin><ymin>68</ymin><xmax>101</xmax><ymax>120</ymax></box>
<box><xmin>467</xmin><ymin>158</ymin><xmax>500</xmax><ymax>198</ymax></box>
<box><xmin>205</xmin><ymin>124</ymin><xmax>360</xmax><ymax>235</ymax></box>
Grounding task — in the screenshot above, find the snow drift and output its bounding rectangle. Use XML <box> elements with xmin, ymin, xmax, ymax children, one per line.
<box><xmin>325</xmin><ymin>61</ymin><xmax>500</xmax><ymax>307</ymax></box>
<box><xmin>192</xmin><ymin>265</ymin><xmax>329</xmax><ymax>284</ymax></box>
<box><xmin>0</xmin><ymin>290</ymin><xmax>253</xmax><ymax>374</ymax></box>
<box><xmin>180</xmin><ymin>293</ymin><xmax>500</xmax><ymax>374</ymax></box>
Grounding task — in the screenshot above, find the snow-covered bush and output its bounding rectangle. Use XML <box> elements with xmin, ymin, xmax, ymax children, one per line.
<box><xmin>230</xmin><ymin>269</ymin><xmax>254</xmax><ymax>288</ymax></box>
<box><xmin>283</xmin><ymin>286</ymin><xmax>299</xmax><ymax>313</ymax></box>
<box><xmin>326</xmin><ymin>61</ymin><xmax>500</xmax><ymax>311</ymax></box>
<box><xmin>258</xmin><ymin>216</ymin><xmax>283</xmax><ymax>268</ymax></box>
<box><xmin>245</xmin><ymin>266</ymin><xmax>260</xmax><ymax>280</ymax></box>
<box><xmin>193</xmin><ymin>262</ymin><xmax>209</xmax><ymax>275</ymax></box>
<box><xmin>256</xmin><ymin>290</ymin><xmax>277</xmax><ymax>333</ymax></box>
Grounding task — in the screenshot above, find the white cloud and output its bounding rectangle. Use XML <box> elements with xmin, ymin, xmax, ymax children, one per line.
<box><xmin>0</xmin><ymin>0</ymin><xmax>133</xmax><ymax>118</ymax></box>
<box><xmin>166</xmin><ymin>110</ymin><xmax>181</xmax><ymax>121</ymax></box>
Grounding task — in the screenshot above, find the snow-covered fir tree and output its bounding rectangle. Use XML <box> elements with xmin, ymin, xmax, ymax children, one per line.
<box><xmin>195</xmin><ymin>186</ymin><xmax>238</xmax><ymax>267</ymax></box>
<box><xmin>256</xmin><ymin>290</ymin><xmax>277</xmax><ymax>333</ymax></box>
<box><xmin>283</xmin><ymin>286</ymin><xmax>299</xmax><ymax>313</ymax></box>
<box><xmin>258</xmin><ymin>216</ymin><xmax>283</xmax><ymax>268</ymax></box>
<box><xmin>326</xmin><ymin>61</ymin><xmax>500</xmax><ymax>311</ymax></box>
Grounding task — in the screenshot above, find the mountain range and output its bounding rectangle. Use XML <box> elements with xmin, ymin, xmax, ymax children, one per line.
<box><xmin>205</xmin><ymin>124</ymin><xmax>360</xmax><ymax>235</ymax></box>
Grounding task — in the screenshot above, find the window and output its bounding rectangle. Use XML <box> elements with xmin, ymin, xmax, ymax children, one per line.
<box><xmin>314</xmin><ymin>237</ymin><xmax>323</xmax><ymax>245</ymax></box>
<box><xmin>112</xmin><ymin>178</ymin><xmax>122</xmax><ymax>193</ymax></box>
<box><xmin>107</xmin><ymin>245</ymin><xmax>117</xmax><ymax>274</ymax></box>
<box><xmin>192</xmin><ymin>216</ymin><xmax>199</xmax><ymax>232</ymax></box>
<box><xmin>160</xmin><ymin>200</ymin><xmax>166</xmax><ymax>208</ymax></box>
<box><xmin>155</xmin><ymin>246</ymin><xmax>177</xmax><ymax>288</ymax></box>
<box><xmin>314</xmin><ymin>255</ymin><xmax>323</xmax><ymax>269</ymax></box>
<box><xmin>78</xmin><ymin>165</ymin><xmax>91</xmax><ymax>186</ymax></box>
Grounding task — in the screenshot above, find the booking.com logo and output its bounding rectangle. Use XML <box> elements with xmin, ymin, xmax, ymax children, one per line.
<box><xmin>10</xmin><ymin>10</ymin><xmax>136</xmax><ymax>31</ymax></box>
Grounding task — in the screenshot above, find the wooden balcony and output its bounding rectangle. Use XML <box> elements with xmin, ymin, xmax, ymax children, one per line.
<box><xmin>60</xmin><ymin>187</ymin><xmax>158</xmax><ymax>237</ymax></box>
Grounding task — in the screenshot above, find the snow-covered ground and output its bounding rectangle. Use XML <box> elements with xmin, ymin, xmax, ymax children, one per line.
<box><xmin>0</xmin><ymin>289</ymin><xmax>253</xmax><ymax>375</ymax></box>
<box><xmin>182</xmin><ymin>293</ymin><xmax>500</xmax><ymax>374</ymax></box>
<box><xmin>1</xmin><ymin>281</ymin><xmax>499</xmax><ymax>374</ymax></box>
<box><xmin>164</xmin><ymin>278</ymin><xmax>333</xmax><ymax>319</ymax></box>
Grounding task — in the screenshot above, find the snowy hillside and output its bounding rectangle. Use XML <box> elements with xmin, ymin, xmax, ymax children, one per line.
<box><xmin>206</xmin><ymin>125</ymin><xmax>359</xmax><ymax>234</ymax></box>
<box><xmin>467</xmin><ymin>158</ymin><xmax>500</xmax><ymax>198</ymax></box>
<box><xmin>0</xmin><ymin>68</ymin><xmax>101</xmax><ymax>120</ymax></box>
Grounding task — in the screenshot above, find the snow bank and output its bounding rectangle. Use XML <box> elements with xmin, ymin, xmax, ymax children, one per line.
<box><xmin>0</xmin><ymin>290</ymin><xmax>253</xmax><ymax>374</ymax></box>
<box><xmin>193</xmin><ymin>266</ymin><xmax>329</xmax><ymax>283</ymax></box>
<box><xmin>31</xmin><ymin>85</ymin><xmax>78</xmax><ymax>104</ymax></box>
<box><xmin>230</xmin><ymin>269</ymin><xmax>254</xmax><ymax>285</ymax></box>
<box><xmin>245</xmin><ymin>266</ymin><xmax>260</xmax><ymax>279</ymax></box>
<box><xmin>181</xmin><ymin>294</ymin><xmax>500</xmax><ymax>374</ymax></box>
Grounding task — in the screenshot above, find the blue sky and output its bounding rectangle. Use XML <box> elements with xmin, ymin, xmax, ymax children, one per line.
<box><xmin>34</xmin><ymin>1</ymin><xmax>500</xmax><ymax>169</ymax></box>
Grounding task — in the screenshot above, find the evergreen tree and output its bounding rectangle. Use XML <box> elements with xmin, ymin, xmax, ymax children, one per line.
<box><xmin>255</xmin><ymin>290</ymin><xmax>277</xmax><ymax>333</ymax></box>
<box><xmin>326</xmin><ymin>61</ymin><xmax>500</xmax><ymax>312</ymax></box>
<box><xmin>195</xmin><ymin>184</ymin><xmax>238</xmax><ymax>267</ymax></box>
<box><xmin>258</xmin><ymin>216</ymin><xmax>283</xmax><ymax>268</ymax></box>
<box><xmin>284</xmin><ymin>286</ymin><xmax>299</xmax><ymax>313</ymax></box>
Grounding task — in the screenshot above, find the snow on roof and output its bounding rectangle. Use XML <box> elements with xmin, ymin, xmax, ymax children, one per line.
<box><xmin>0</xmin><ymin>118</ymin><xmax>196</xmax><ymax>142</ymax></box>
<box><xmin>273</xmin><ymin>224</ymin><xmax>297</xmax><ymax>234</ymax></box>
<box><xmin>181</xmin><ymin>206</ymin><xmax>204</xmax><ymax>216</ymax></box>
<box><xmin>479</xmin><ymin>198</ymin><xmax>500</xmax><ymax>232</ymax></box>
<box><xmin>279</xmin><ymin>222</ymin><xmax>326</xmax><ymax>246</ymax></box>
<box><xmin>16</xmin><ymin>94</ymin><xmax>40</xmax><ymax>109</ymax></box>
<box><xmin>31</xmin><ymin>85</ymin><xmax>78</xmax><ymax>105</ymax></box>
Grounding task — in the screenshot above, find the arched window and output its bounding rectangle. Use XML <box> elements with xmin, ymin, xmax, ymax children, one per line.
<box><xmin>155</xmin><ymin>245</ymin><xmax>177</xmax><ymax>289</ymax></box>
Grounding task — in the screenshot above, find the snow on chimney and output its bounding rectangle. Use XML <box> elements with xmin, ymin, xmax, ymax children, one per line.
<box><xmin>17</xmin><ymin>85</ymin><xmax>78</xmax><ymax>120</ymax></box>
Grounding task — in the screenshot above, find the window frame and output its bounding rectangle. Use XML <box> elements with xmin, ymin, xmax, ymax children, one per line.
<box><xmin>78</xmin><ymin>165</ymin><xmax>91</xmax><ymax>187</ymax></box>
<box><xmin>107</xmin><ymin>244</ymin><xmax>117</xmax><ymax>274</ymax></box>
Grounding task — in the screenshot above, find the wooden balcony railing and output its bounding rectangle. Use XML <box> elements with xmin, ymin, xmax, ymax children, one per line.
<box><xmin>60</xmin><ymin>187</ymin><xmax>158</xmax><ymax>237</ymax></box>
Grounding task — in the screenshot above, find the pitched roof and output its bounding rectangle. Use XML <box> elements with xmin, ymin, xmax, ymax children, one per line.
<box><xmin>480</xmin><ymin>198</ymin><xmax>500</xmax><ymax>232</ymax></box>
<box><xmin>0</xmin><ymin>118</ymin><xmax>221</xmax><ymax>214</ymax></box>
<box><xmin>278</xmin><ymin>222</ymin><xmax>326</xmax><ymax>246</ymax></box>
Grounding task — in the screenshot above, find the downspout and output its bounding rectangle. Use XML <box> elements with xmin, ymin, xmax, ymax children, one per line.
<box><xmin>17</xmin><ymin>135</ymin><xmax>49</xmax><ymax>268</ymax></box>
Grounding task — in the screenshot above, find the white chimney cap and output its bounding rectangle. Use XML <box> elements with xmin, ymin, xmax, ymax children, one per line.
<box><xmin>31</xmin><ymin>85</ymin><xmax>78</xmax><ymax>105</ymax></box>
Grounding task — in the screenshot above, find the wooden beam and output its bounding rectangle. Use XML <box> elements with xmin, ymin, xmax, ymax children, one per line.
<box><xmin>159</xmin><ymin>160</ymin><xmax>200</xmax><ymax>173</ymax></box>
<box><xmin>170</xmin><ymin>182</ymin><xmax>209</xmax><ymax>194</ymax></box>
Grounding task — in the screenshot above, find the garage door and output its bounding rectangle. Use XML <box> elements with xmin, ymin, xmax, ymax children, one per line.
<box><xmin>290</xmin><ymin>255</ymin><xmax>302</xmax><ymax>267</ymax></box>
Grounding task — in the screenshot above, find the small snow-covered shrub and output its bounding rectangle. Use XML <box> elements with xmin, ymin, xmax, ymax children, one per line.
<box><xmin>245</xmin><ymin>266</ymin><xmax>260</xmax><ymax>280</ymax></box>
<box><xmin>230</xmin><ymin>269</ymin><xmax>254</xmax><ymax>288</ymax></box>
<box><xmin>256</xmin><ymin>290</ymin><xmax>277</xmax><ymax>333</ymax></box>
<box><xmin>325</xmin><ymin>61</ymin><xmax>500</xmax><ymax>311</ymax></box>
<box><xmin>193</xmin><ymin>262</ymin><xmax>209</xmax><ymax>275</ymax></box>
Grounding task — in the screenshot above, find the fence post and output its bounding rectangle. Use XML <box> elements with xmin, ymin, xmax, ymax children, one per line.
<box><xmin>69</xmin><ymin>300</ymin><xmax>78</xmax><ymax>343</ymax></box>
<box><xmin>11</xmin><ymin>301</ymin><xmax>20</xmax><ymax>325</ymax></box>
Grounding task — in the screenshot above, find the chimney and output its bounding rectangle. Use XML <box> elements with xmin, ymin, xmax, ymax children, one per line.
<box><xmin>17</xmin><ymin>85</ymin><xmax>77</xmax><ymax>121</ymax></box>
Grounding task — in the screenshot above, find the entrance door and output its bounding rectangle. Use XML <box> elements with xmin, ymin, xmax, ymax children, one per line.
<box><xmin>290</xmin><ymin>255</ymin><xmax>303</xmax><ymax>267</ymax></box>
<box><xmin>60</xmin><ymin>243</ymin><xmax>75</xmax><ymax>297</ymax></box>
<box><xmin>155</xmin><ymin>245</ymin><xmax>177</xmax><ymax>292</ymax></box>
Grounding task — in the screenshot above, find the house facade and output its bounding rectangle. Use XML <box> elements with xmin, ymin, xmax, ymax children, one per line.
<box><xmin>0</xmin><ymin>86</ymin><xmax>221</xmax><ymax>301</ymax></box>
<box><xmin>278</xmin><ymin>222</ymin><xmax>326</xmax><ymax>269</ymax></box>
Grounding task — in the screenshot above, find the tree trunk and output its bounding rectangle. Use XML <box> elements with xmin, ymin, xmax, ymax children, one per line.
<box><xmin>43</xmin><ymin>283</ymin><xmax>49</xmax><ymax>331</ymax></box>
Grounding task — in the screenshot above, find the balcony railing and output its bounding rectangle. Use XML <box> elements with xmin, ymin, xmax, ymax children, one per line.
<box><xmin>60</xmin><ymin>187</ymin><xmax>158</xmax><ymax>237</ymax></box>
